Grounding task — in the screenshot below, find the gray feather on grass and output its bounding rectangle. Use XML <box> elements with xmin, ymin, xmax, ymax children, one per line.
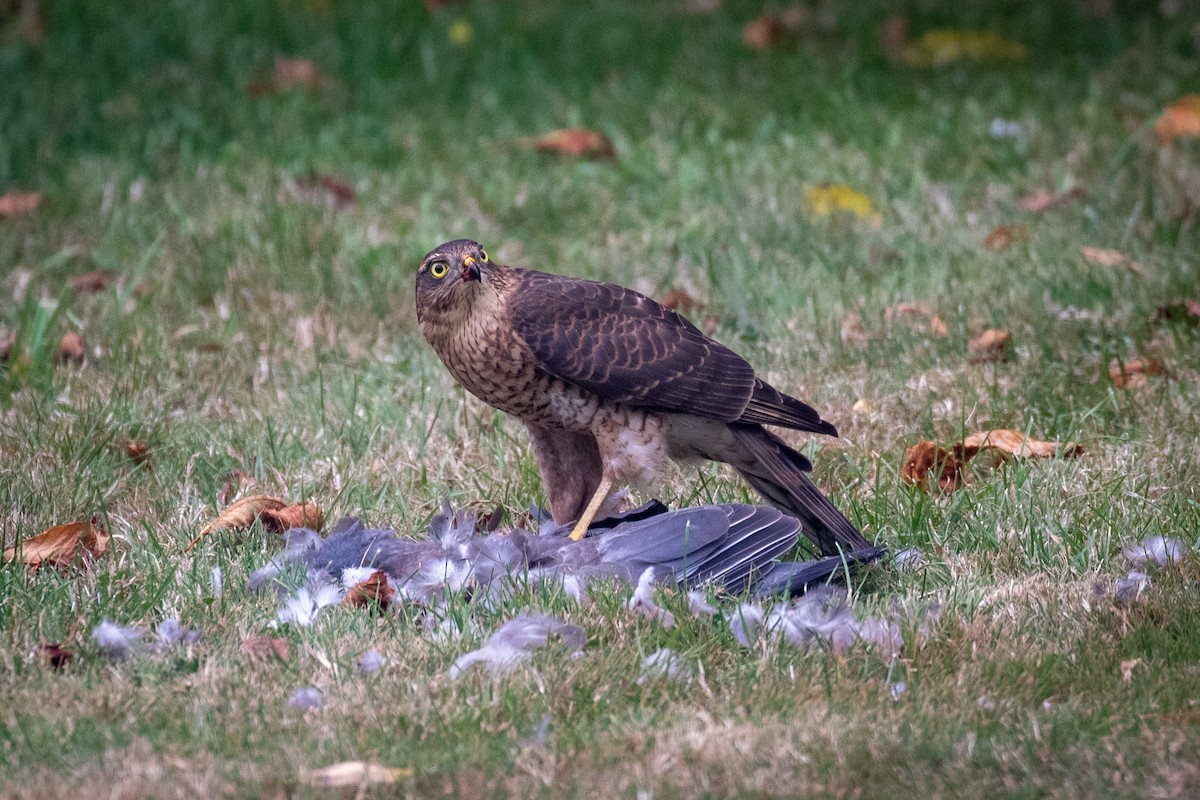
<box><xmin>448</xmin><ymin>613</ymin><xmax>585</xmax><ymax>678</ymax></box>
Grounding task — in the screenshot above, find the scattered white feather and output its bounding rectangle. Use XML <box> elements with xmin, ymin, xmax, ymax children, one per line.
<box><xmin>1113</xmin><ymin>571</ymin><xmax>1151</xmax><ymax>604</ymax></box>
<box><xmin>340</xmin><ymin>566</ymin><xmax>380</xmax><ymax>588</ymax></box>
<box><xmin>356</xmin><ymin>650</ymin><xmax>386</xmax><ymax>674</ymax></box>
<box><xmin>448</xmin><ymin>613</ymin><xmax>585</xmax><ymax>678</ymax></box>
<box><xmin>277</xmin><ymin>581</ymin><xmax>344</xmax><ymax>627</ymax></box>
<box><xmin>626</xmin><ymin>567</ymin><xmax>675</xmax><ymax>629</ymax></box>
<box><xmin>893</xmin><ymin>548</ymin><xmax>923</xmax><ymax>572</ymax></box>
<box><xmin>209</xmin><ymin>567</ymin><xmax>223</xmax><ymax>599</ymax></box>
<box><xmin>287</xmin><ymin>687</ymin><xmax>323</xmax><ymax>710</ymax></box>
<box><xmin>1123</xmin><ymin>536</ymin><xmax>1183</xmax><ymax>567</ymax></box>
<box><xmin>727</xmin><ymin>603</ymin><xmax>765</xmax><ymax>648</ymax></box>
<box><xmin>687</xmin><ymin>591</ymin><xmax>718</xmax><ymax>617</ymax></box>
<box><xmin>92</xmin><ymin>620</ymin><xmax>147</xmax><ymax>661</ymax></box>
<box><xmin>637</xmin><ymin>648</ymin><xmax>694</xmax><ymax>684</ymax></box>
<box><xmin>155</xmin><ymin>618</ymin><xmax>201</xmax><ymax>647</ymax></box>
<box><xmin>890</xmin><ymin>681</ymin><xmax>907</xmax><ymax>700</ymax></box>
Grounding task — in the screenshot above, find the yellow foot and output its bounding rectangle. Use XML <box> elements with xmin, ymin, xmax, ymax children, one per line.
<box><xmin>567</xmin><ymin>474</ymin><xmax>614</xmax><ymax>541</ymax></box>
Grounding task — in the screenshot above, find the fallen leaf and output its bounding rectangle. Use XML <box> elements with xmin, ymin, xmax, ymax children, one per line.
<box><xmin>58</xmin><ymin>331</ymin><xmax>85</xmax><ymax>364</ymax></box>
<box><xmin>805</xmin><ymin>184</ymin><xmax>877</xmax><ymax>220</ymax></box>
<box><xmin>1017</xmin><ymin>187</ymin><xmax>1084</xmax><ymax>212</ymax></box>
<box><xmin>1154</xmin><ymin>298</ymin><xmax>1200</xmax><ymax>324</ymax></box>
<box><xmin>0</xmin><ymin>191</ymin><xmax>41</xmax><ymax>217</ymax></box>
<box><xmin>1121</xmin><ymin>658</ymin><xmax>1141</xmax><ymax>683</ymax></box>
<box><xmin>4</xmin><ymin>519</ymin><xmax>109</xmax><ymax>570</ymax></box>
<box><xmin>67</xmin><ymin>269</ymin><xmax>117</xmax><ymax>294</ymax></box>
<box><xmin>301</xmin><ymin>761</ymin><xmax>413</xmax><ymax>788</ymax></box>
<box><xmin>248</xmin><ymin>57</ymin><xmax>327</xmax><ymax>97</ymax></box>
<box><xmin>885</xmin><ymin>302</ymin><xmax>948</xmax><ymax>337</ymax></box>
<box><xmin>1080</xmin><ymin>246</ymin><xmax>1146</xmax><ymax>277</ymax></box>
<box><xmin>902</xmin><ymin>430</ymin><xmax>1082</xmax><ymax>492</ymax></box>
<box><xmin>962</xmin><ymin>429</ymin><xmax>1084</xmax><ymax>459</ymax></box>
<box><xmin>1155</xmin><ymin>95</ymin><xmax>1200</xmax><ymax>144</ymax></box>
<box><xmin>969</xmin><ymin>328</ymin><xmax>1012</xmax><ymax>363</ymax></box>
<box><xmin>1109</xmin><ymin>357</ymin><xmax>1166</xmax><ymax>388</ymax></box>
<box><xmin>260</xmin><ymin>502</ymin><xmax>324</xmax><ymax>533</ymax></box>
<box><xmin>448</xmin><ymin>19</ymin><xmax>473</xmax><ymax>46</ymax></box>
<box><xmin>343</xmin><ymin>570</ymin><xmax>396</xmax><ymax>611</ymax></box>
<box><xmin>241</xmin><ymin>636</ymin><xmax>290</xmax><ymax>664</ymax></box>
<box><xmin>125</xmin><ymin>440</ymin><xmax>150</xmax><ymax>467</ymax></box>
<box><xmin>34</xmin><ymin>643</ymin><xmax>75</xmax><ymax>670</ymax></box>
<box><xmin>880</xmin><ymin>15</ymin><xmax>909</xmax><ymax>62</ymax></box>
<box><xmin>187</xmin><ymin>495</ymin><xmax>289</xmax><ymax>550</ymax></box>
<box><xmin>518</xmin><ymin>128</ymin><xmax>615</xmax><ymax>160</ymax></box>
<box><xmin>294</xmin><ymin>173</ymin><xmax>355</xmax><ymax>208</ymax></box>
<box><xmin>743</xmin><ymin>14</ymin><xmax>785</xmax><ymax>49</ymax></box>
<box><xmin>902</xmin><ymin>29</ymin><xmax>1026</xmax><ymax>67</ymax></box>
<box><xmin>659</xmin><ymin>288</ymin><xmax>698</xmax><ymax>313</ymax></box>
<box><xmin>982</xmin><ymin>224</ymin><xmax>1027</xmax><ymax>251</ymax></box>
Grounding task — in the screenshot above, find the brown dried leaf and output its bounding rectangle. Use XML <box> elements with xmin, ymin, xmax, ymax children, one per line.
<box><xmin>743</xmin><ymin>14</ymin><xmax>785</xmax><ymax>49</ymax></box>
<box><xmin>519</xmin><ymin>128</ymin><xmax>615</xmax><ymax>159</ymax></box>
<box><xmin>241</xmin><ymin>636</ymin><xmax>290</xmax><ymax>664</ymax></box>
<box><xmin>125</xmin><ymin>439</ymin><xmax>150</xmax><ymax>467</ymax></box>
<box><xmin>343</xmin><ymin>570</ymin><xmax>396</xmax><ymax>611</ymax></box>
<box><xmin>885</xmin><ymin>302</ymin><xmax>949</xmax><ymax>337</ymax></box>
<box><xmin>1109</xmin><ymin>357</ymin><xmax>1166</xmax><ymax>388</ymax></box>
<box><xmin>962</xmin><ymin>429</ymin><xmax>1084</xmax><ymax>459</ymax></box>
<box><xmin>34</xmin><ymin>642</ymin><xmax>75</xmax><ymax>670</ymax></box>
<box><xmin>659</xmin><ymin>288</ymin><xmax>698</xmax><ymax>313</ymax></box>
<box><xmin>1154</xmin><ymin>298</ymin><xmax>1200</xmax><ymax>324</ymax></box>
<box><xmin>67</xmin><ymin>269</ymin><xmax>117</xmax><ymax>294</ymax></box>
<box><xmin>982</xmin><ymin>224</ymin><xmax>1026</xmax><ymax>251</ymax></box>
<box><xmin>1155</xmin><ymin>95</ymin><xmax>1200</xmax><ymax>144</ymax></box>
<box><xmin>880</xmin><ymin>15</ymin><xmax>909</xmax><ymax>62</ymax></box>
<box><xmin>1080</xmin><ymin>246</ymin><xmax>1146</xmax><ymax>277</ymax></box>
<box><xmin>900</xmin><ymin>441</ymin><xmax>976</xmax><ymax>492</ymax></box>
<box><xmin>294</xmin><ymin>173</ymin><xmax>356</xmax><ymax>208</ymax></box>
<box><xmin>1016</xmin><ymin>187</ymin><xmax>1084</xmax><ymax>212</ymax></box>
<box><xmin>260</xmin><ymin>501</ymin><xmax>324</xmax><ymax>533</ymax></box>
<box><xmin>969</xmin><ymin>328</ymin><xmax>1012</xmax><ymax>363</ymax></box>
<box><xmin>187</xmin><ymin>495</ymin><xmax>289</xmax><ymax>550</ymax></box>
<box><xmin>57</xmin><ymin>331</ymin><xmax>85</xmax><ymax>364</ymax></box>
<box><xmin>4</xmin><ymin>519</ymin><xmax>109</xmax><ymax>570</ymax></box>
<box><xmin>0</xmin><ymin>191</ymin><xmax>41</xmax><ymax>217</ymax></box>
<box><xmin>248</xmin><ymin>57</ymin><xmax>328</xmax><ymax>97</ymax></box>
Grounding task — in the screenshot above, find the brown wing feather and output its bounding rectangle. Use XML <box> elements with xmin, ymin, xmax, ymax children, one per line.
<box><xmin>508</xmin><ymin>269</ymin><xmax>756</xmax><ymax>421</ymax></box>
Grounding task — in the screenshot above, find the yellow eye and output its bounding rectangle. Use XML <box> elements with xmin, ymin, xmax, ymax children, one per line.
<box><xmin>480</xmin><ymin>250</ymin><xmax>489</xmax><ymax>262</ymax></box>
<box><xmin>430</xmin><ymin>261</ymin><xmax>449</xmax><ymax>279</ymax></box>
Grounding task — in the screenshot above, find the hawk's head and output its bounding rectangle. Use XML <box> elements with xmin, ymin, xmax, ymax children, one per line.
<box><xmin>415</xmin><ymin>239</ymin><xmax>495</xmax><ymax>323</ymax></box>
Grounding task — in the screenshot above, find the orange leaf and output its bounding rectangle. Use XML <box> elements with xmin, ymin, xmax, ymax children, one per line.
<box><xmin>962</xmin><ymin>429</ymin><xmax>1084</xmax><ymax>459</ymax></box>
<box><xmin>982</xmin><ymin>224</ymin><xmax>1026</xmax><ymax>251</ymax></box>
<box><xmin>294</xmin><ymin>172</ymin><xmax>356</xmax><ymax>208</ymax></box>
<box><xmin>519</xmin><ymin>129</ymin><xmax>615</xmax><ymax>159</ymax></box>
<box><xmin>0</xmin><ymin>191</ymin><xmax>41</xmax><ymax>217</ymax></box>
<box><xmin>58</xmin><ymin>331</ymin><xmax>85</xmax><ymax>364</ymax></box>
<box><xmin>1080</xmin><ymin>246</ymin><xmax>1146</xmax><ymax>276</ymax></box>
<box><xmin>4</xmin><ymin>519</ymin><xmax>109</xmax><ymax>570</ymax></box>
<box><xmin>1109</xmin><ymin>357</ymin><xmax>1166</xmax><ymax>388</ymax></box>
<box><xmin>260</xmin><ymin>502</ymin><xmax>324</xmax><ymax>533</ymax></box>
<box><xmin>743</xmin><ymin>14</ymin><xmax>785</xmax><ymax>50</ymax></box>
<box><xmin>1017</xmin><ymin>187</ymin><xmax>1084</xmax><ymax>213</ymax></box>
<box><xmin>900</xmin><ymin>441</ymin><xmax>976</xmax><ymax>492</ymax></box>
<box><xmin>343</xmin><ymin>570</ymin><xmax>396</xmax><ymax>611</ymax></box>
<box><xmin>1155</xmin><ymin>95</ymin><xmax>1200</xmax><ymax>144</ymax></box>
<box><xmin>125</xmin><ymin>440</ymin><xmax>150</xmax><ymax>467</ymax></box>
<box><xmin>659</xmin><ymin>288</ymin><xmax>698</xmax><ymax>313</ymax></box>
<box><xmin>969</xmin><ymin>328</ymin><xmax>1012</xmax><ymax>363</ymax></box>
<box><xmin>187</xmin><ymin>494</ymin><xmax>288</xmax><ymax>550</ymax></box>
<box><xmin>67</xmin><ymin>270</ymin><xmax>117</xmax><ymax>294</ymax></box>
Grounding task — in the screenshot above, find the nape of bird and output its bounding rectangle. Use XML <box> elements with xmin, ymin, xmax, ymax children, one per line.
<box><xmin>415</xmin><ymin>239</ymin><xmax>876</xmax><ymax>559</ymax></box>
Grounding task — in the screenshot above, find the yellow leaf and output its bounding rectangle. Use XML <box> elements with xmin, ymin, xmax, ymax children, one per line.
<box><xmin>902</xmin><ymin>30</ymin><xmax>1026</xmax><ymax>67</ymax></box>
<box><xmin>804</xmin><ymin>184</ymin><xmax>876</xmax><ymax>219</ymax></box>
<box><xmin>1156</xmin><ymin>95</ymin><xmax>1200</xmax><ymax>144</ymax></box>
<box><xmin>448</xmin><ymin>20</ymin><xmax>473</xmax><ymax>46</ymax></box>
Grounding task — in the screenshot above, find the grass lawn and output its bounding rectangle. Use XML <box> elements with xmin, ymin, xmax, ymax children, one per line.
<box><xmin>2</xmin><ymin>0</ymin><xmax>1199</xmax><ymax>797</ymax></box>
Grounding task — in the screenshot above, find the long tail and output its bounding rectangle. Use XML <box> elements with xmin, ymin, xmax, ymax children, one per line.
<box><xmin>728</xmin><ymin>424</ymin><xmax>876</xmax><ymax>558</ymax></box>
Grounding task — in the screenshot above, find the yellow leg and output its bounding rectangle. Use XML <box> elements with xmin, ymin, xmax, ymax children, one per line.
<box><xmin>567</xmin><ymin>474</ymin><xmax>614</xmax><ymax>541</ymax></box>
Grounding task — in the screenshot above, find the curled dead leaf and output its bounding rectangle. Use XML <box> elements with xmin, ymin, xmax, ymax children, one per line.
<box><xmin>187</xmin><ymin>495</ymin><xmax>288</xmax><ymax>550</ymax></box>
<box><xmin>659</xmin><ymin>288</ymin><xmax>698</xmax><ymax>313</ymax></box>
<box><xmin>885</xmin><ymin>302</ymin><xmax>948</xmax><ymax>337</ymax></box>
<box><xmin>4</xmin><ymin>519</ymin><xmax>109</xmax><ymax>570</ymax></box>
<box><xmin>57</xmin><ymin>331</ymin><xmax>85</xmax><ymax>364</ymax></box>
<box><xmin>67</xmin><ymin>269</ymin><xmax>117</xmax><ymax>295</ymax></box>
<box><xmin>343</xmin><ymin>570</ymin><xmax>396</xmax><ymax>611</ymax></box>
<box><xmin>1155</xmin><ymin>95</ymin><xmax>1200</xmax><ymax>144</ymax></box>
<box><xmin>518</xmin><ymin>128</ymin><xmax>615</xmax><ymax>160</ymax></box>
<box><xmin>0</xmin><ymin>191</ymin><xmax>41</xmax><ymax>217</ymax></box>
<box><xmin>969</xmin><ymin>328</ymin><xmax>1012</xmax><ymax>363</ymax></box>
<box><xmin>1080</xmin><ymin>246</ymin><xmax>1146</xmax><ymax>277</ymax></box>
<box><xmin>1109</xmin><ymin>357</ymin><xmax>1166</xmax><ymax>388</ymax></box>
<box><xmin>34</xmin><ymin>642</ymin><xmax>75</xmax><ymax>670</ymax></box>
<box><xmin>293</xmin><ymin>172</ymin><xmax>356</xmax><ymax>208</ymax></box>
<box><xmin>260</xmin><ymin>502</ymin><xmax>324</xmax><ymax>533</ymax></box>
<box><xmin>301</xmin><ymin>761</ymin><xmax>413</xmax><ymax>788</ymax></box>
<box><xmin>743</xmin><ymin>14</ymin><xmax>785</xmax><ymax>50</ymax></box>
<box><xmin>902</xmin><ymin>430</ymin><xmax>1082</xmax><ymax>492</ymax></box>
<box><xmin>982</xmin><ymin>224</ymin><xmax>1026</xmax><ymax>251</ymax></box>
<box><xmin>1017</xmin><ymin>187</ymin><xmax>1084</xmax><ymax>213</ymax></box>
<box><xmin>125</xmin><ymin>439</ymin><xmax>150</xmax><ymax>467</ymax></box>
<box><xmin>241</xmin><ymin>636</ymin><xmax>290</xmax><ymax>664</ymax></box>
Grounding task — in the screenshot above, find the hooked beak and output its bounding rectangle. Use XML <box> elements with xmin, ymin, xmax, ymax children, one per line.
<box><xmin>461</xmin><ymin>255</ymin><xmax>481</xmax><ymax>282</ymax></box>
